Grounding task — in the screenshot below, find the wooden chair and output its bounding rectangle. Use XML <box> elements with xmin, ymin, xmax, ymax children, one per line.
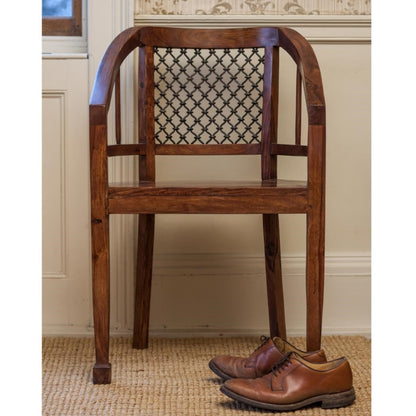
<box><xmin>89</xmin><ymin>26</ymin><xmax>326</xmax><ymax>384</ymax></box>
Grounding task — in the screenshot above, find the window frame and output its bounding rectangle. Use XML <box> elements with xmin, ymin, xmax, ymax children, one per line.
<box><xmin>42</xmin><ymin>0</ymin><xmax>82</xmax><ymax>37</ymax></box>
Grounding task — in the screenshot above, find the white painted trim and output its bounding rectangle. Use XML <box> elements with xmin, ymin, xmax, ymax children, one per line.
<box><xmin>152</xmin><ymin>253</ymin><xmax>371</xmax><ymax>278</ymax></box>
<box><xmin>42</xmin><ymin>91</ymin><xmax>68</xmax><ymax>280</ymax></box>
<box><xmin>42</xmin><ymin>326</ymin><xmax>371</xmax><ymax>338</ymax></box>
<box><xmin>42</xmin><ymin>53</ymin><xmax>88</xmax><ymax>60</ymax></box>
<box><xmin>134</xmin><ymin>14</ymin><xmax>370</xmax><ymax>27</ymax></box>
<box><xmin>42</xmin><ymin>36</ymin><xmax>88</xmax><ymax>54</ymax></box>
<box><xmin>134</xmin><ymin>15</ymin><xmax>371</xmax><ymax>44</ymax></box>
<box><xmin>148</xmin><ymin>326</ymin><xmax>371</xmax><ymax>338</ymax></box>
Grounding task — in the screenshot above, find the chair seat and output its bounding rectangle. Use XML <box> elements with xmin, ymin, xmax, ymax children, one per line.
<box><xmin>108</xmin><ymin>179</ymin><xmax>308</xmax><ymax>214</ymax></box>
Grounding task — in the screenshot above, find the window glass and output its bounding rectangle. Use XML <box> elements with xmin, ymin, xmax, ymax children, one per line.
<box><xmin>42</xmin><ymin>0</ymin><xmax>81</xmax><ymax>37</ymax></box>
<box><xmin>42</xmin><ymin>0</ymin><xmax>72</xmax><ymax>17</ymax></box>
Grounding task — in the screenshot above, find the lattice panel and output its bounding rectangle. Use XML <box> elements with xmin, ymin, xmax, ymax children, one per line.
<box><xmin>154</xmin><ymin>47</ymin><xmax>265</xmax><ymax>145</ymax></box>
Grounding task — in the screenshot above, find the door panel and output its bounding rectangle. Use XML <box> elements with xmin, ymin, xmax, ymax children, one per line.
<box><xmin>42</xmin><ymin>58</ymin><xmax>91</xmax><ymax>334</ymax></box>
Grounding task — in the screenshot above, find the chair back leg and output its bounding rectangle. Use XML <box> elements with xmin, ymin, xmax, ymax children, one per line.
<box><xmin>306</xmin><ymin>207</ymin><xmax>325</xmax><ymax>351</ymax></box>
<box><xmin>263</xmin><ymin>214</ymin><xmax>287</xmax><ymax>339</ymax></box>
<box><xmin>133</xmin><ymin>214</ymin><xmax>155</xmax><ymax>349</ymax></box>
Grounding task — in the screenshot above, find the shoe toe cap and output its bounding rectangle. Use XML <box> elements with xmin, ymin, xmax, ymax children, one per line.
<box><xmin>224</xmin><ymin>378</ymin><xmax>263</xmax><ymax>401</ymax></box>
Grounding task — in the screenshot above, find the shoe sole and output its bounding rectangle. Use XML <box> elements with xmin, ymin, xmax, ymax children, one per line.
<box><xmin>220</xmin><ymin>385</ymin><xmax>356</xmax><ymax>411</ymax></box>
<box><xmin>208</xmin><ymin>360</ymin><xmax>233</xmax><ymax>381</ymax></box>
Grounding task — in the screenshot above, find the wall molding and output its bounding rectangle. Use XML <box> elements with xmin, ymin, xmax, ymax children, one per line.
<box><xmin>134</xmin><ymin>15</ymin><xmax>371</xmax><ymax>44</ymax></box>
<box><xmin>43</xmin><ymin>253</ymin><xmax>370</xmax><ymax>337</ymax></box>
<box><xmin>43</xmin><ymin>325</ymin><xmax>371</xmax><ymax>338</ymax></box>
<box><xmin>42</xmin><ymin>53</ymin><xmax>88</xmax><ymax>60</ymax></box>
<box><xmin>151</xmin><ymin>253</ymin><xmax>370</xmax><ymax>278</ymax></box>
<box><xmin>42</xmin><ymin>90</ymin><xmax>68</xmax><ymax>280</ymax></box>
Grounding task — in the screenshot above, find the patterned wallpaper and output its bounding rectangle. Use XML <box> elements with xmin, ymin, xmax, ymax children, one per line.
<box><xmin>137</xmin><ymin>0</ymin><xmax>371</xmax><ymax>15</ymax></box>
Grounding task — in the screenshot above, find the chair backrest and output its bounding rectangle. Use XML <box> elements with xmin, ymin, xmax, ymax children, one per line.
<box><xmin>90</xmin><ymin>26</ymin><xmax>325</xmax><ymax>183</ymax></box>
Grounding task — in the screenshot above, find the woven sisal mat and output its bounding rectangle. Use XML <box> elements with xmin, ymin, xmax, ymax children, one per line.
<box><xmin>42</xmin><ymin>336</ymin><xmax>370</xmax><ymax>415</ymax></box>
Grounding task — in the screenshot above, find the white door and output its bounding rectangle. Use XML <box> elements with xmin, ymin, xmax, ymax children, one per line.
<box><xmin>42</xmin><ymin>57</ymin><xmax>91</xmax><ymax>334</ymax></box>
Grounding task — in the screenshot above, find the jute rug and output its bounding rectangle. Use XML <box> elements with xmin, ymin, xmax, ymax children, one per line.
<box><xmin>42</xmin><ymin>336</ymin><xmax>370</xmax><ymax>415</ymax></box>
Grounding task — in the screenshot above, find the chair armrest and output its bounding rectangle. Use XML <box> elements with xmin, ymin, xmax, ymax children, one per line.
<box><xmin>278</xmin><ymin>27</ymin><xmax>325</xmax><ymax>126</ymax></box>
<box><xmin>90</xmin><ymin>26</ymin><xmax>142</xmax><ymax>126</ymax></box>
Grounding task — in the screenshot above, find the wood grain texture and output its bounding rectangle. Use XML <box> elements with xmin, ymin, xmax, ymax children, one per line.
<box><xmin>89</xmin><ymin>123</ymin><xmax>111</xmax><ymax>384</ymax></box>
<box><xmin>108</xmin><ymin>180</ymin><xmax>308</xmax><ymax>214</ymax></box>
<box><xmin>278</xmin><ymin>27</ymin><xmax>325</xmax><ymax>125</ymax></box>
<box><xmin>138</xmin><ymin>46</ymin><xmax>156</xmax><ymax>181</ymax></box>
<box><xmin>108</xmin><ymin>195</ymin><xmax>308</xmax><ymax>214</ymax></box>
<box><xmin>106</xmin><ymin>143</ymin><xmax>307</xmax><ymax>157</ymax></box>
<box><xmin>295</xmin><ymin>66</ymin><xmax>302</xmax><ymax>145</ymax></box>
<box><xmin>261</xmin><ymin>45</ymin><xmax>274</xmax><ymax>181</ymax></box>
<box><xmin>115</xmin><ymin>70</ymin><xmax>121</xmax><ymax>145</ymax></box>
<box><xmin>109</xmin><ymin>179</ymin><xmax>307</xmax><ymax>194</ymax></box>
<box><xmin>155</xmin><ymin>144</ymin><xmax>261</xmax><ymax>155</ymax></box>
<box><xmin>271</xmin><ymin>144</ymin><xmax>308</xmax><ymax>156</ymax></box>
<box><xmin>263</xmin><ymin>214</ymin><xmax>286</xmax><ymax>339</ymax></box>
<box><xmin>139</xmin><ymin>27</ymin><xmax>278</xmax><ymax>48</ymax></box>
<box><xmin>305</xmin><ymin>125</ymin><xmax>326</xmax><ymax>351</ymax></box>
<box><xmin>90</xmin><ymin>27</ymin><xmax>142</xmax><ymax>124</ymax></box>
<box><xmin>133</xmin><ymin>214</ymin><xmax>155</xmax><ymax>349</ymax></box>
<box><xmin>107</xmin><ymin>144</ymin><xmax>146</xmax><ymax>156</ymax></box>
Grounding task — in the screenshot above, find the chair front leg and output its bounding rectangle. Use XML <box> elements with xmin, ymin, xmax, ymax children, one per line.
<box><xmin>91</xmin><ymin>214</ymin><xmax>111</xmax><ymax>384</ymax></box>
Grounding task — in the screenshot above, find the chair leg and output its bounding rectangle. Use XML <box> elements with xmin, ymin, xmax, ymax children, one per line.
<box><xmin>262</xmin><ymin>214</ymin><xmax>286</xmax><ymax>339</ymax></box>
<box><xmin>133</xmin><ymin>214</ymin><xmax>155</xmax><ymax>349</ymax></box>
<box><xmin>91</xmin><ymin>215</ymin><xmax>111</xmax><ymax>384</ymax></box>
<box><xmin>305</xmin><ymin>207</ymin><xmax>325</xmax><ymax>351</ymax></box>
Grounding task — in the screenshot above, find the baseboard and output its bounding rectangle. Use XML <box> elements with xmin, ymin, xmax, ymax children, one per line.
<box><xmin>43</xmin><ymin>254</ymin><xmax>370</xmax><ymax>337</ymax></box>
<box><xmin>152</xmin><ymin>253</ymin><xmax>370</xmax><ymax>277</ymax></box>
<box><xmin>149</xmin><ymin>326</ymin><xmax>371</xmax><ymax>338</ymax></box>
<box><xmin>42</xmin><ymin>326</ymin><xmax>370</xmax><ymax>338</ymax></box>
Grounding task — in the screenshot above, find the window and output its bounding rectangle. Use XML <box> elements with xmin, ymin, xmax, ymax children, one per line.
<box><xmin>42</xmin><ymin>0</ymin><xmax>82</xmax><ymax>36</ymax></box>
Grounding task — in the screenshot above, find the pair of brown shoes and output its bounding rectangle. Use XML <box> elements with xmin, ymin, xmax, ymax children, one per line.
<box><xmin>209</xmin><ymin>336</ymin><xmax>355</xmax><ymax>411</ymax></box>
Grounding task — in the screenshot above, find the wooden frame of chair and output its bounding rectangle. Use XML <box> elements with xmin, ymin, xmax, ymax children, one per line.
<box><xmin>89</xmin><ymin>26</ymin><xmax>325</xmax><ymax>384</ymax></box>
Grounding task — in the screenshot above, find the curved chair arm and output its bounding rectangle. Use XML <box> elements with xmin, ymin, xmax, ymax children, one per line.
<box><xmin>278</xmin><ymin>27</ymin><xmax>325</xmax><ymax>126</ymax></box>
<box><xmin>90</xmin><ymin>26</ymin><xmax>143</xmax><ymax>126</ymax></box>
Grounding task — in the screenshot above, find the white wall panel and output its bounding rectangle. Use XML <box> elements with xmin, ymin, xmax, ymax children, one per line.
<box><xmin>42</xmin><ymin>92</ymin><xmax>67</xmax><ymax>279</ymax></box>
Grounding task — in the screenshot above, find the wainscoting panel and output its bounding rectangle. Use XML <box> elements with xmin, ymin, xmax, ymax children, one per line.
<box><xmin>148</xmin><ymin>254</ymin><xmax>371</xmax><ymax>337</ymax></box>
<box><xmin>42</xmin><ymin>91</ymin><xmax>67</xmax><ymax>279</ymax></box>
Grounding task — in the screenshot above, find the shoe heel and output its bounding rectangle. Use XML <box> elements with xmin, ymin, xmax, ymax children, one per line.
<box><xmin>321</xmin><ymin>388</ymin><xmax>355</xmax><ymax>409</ymax></box>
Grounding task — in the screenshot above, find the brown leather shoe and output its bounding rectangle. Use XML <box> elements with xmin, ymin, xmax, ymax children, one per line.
<box><xmin>209</xmin><ymin>336</ymin><xmax>327</xmax><ymax>380</ymax></box>
<box><xmin>220</xmin><ymin>351</ymin><xmax>355</xmax><ymax>411</ymax></box>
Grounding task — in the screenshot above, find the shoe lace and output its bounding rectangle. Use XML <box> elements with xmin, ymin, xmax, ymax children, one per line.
<box><xmin>271</xmin><ymin>351</ymin><xmax>293</xmax><ymax>376</ymax></box>
<box><xmin>253</xmin><ymin>335</ymin><xmax>270</xmax><ymax>352</ymax></box>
